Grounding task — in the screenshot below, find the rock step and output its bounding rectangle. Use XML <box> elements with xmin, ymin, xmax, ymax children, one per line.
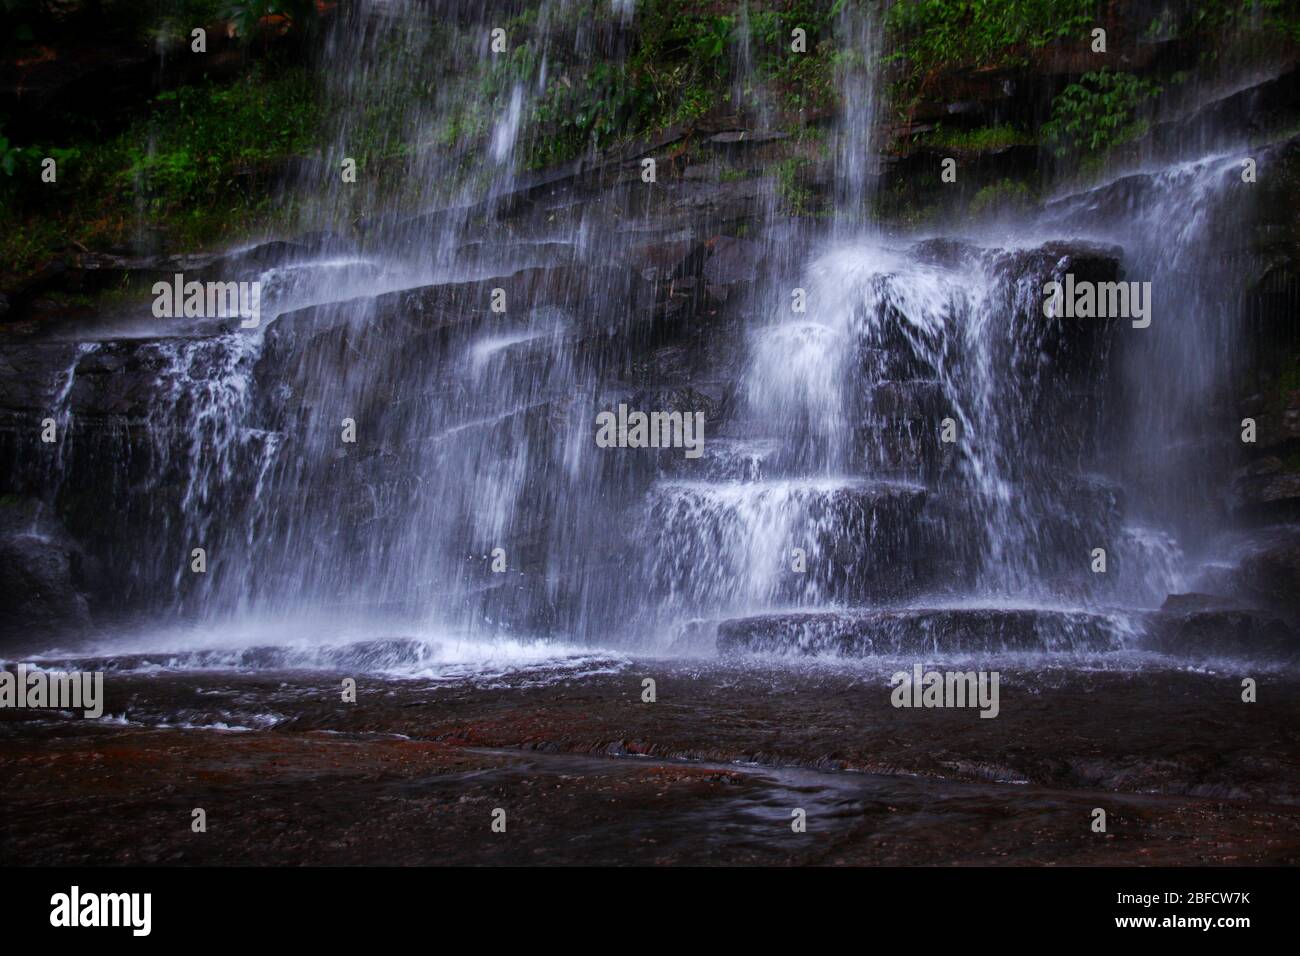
<box><xmin>656</xmin><ymin>437</ymin><xmax>782</xmax><ymax>481</ymax></box>
<box><xmin>1145</xmin><ymin>593</ymin><xmax>1299</xmax><ymax>662</ymax></box>
<box><xmin>716</xmin><ymin>607</ymin><xmax>1136</xmax><ymax>656</ymax></box>
<box><xmin>645</xmin><ymin>479</ymin><xmax>929</xmax><ymax>564</ymax></box>
<box><xmin>641</xmin><ymin>479</ymin><xmax>932</xmax><ymax>606</ymax></box>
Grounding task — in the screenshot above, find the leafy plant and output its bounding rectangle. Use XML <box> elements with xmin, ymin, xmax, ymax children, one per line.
<box><xmin>688</xmin><ymin>15</ymin><xmax>735</xmax><ymax>63</ymax></box>
<box><xmin>886</xmin><ymin>0</ymin><xmax>1100</xmax><ymax>83</ymax></box>
<box><xmin>0</xmin><ymin>127</ymin><xmax>16</xmax><ymax>176</ymax></box>
<box><xmin>775</xmin><ymin>156</ymin><xmax>815</xmax><ymax>215</ymax></box>
<box><xmin>224</xmin><ymin>0</ymin><xmax>317</xmax><ymax>41</ymax></box>
<box><xmin>1042</xmin><ymin>68</ymin><xmax>1162</xmax><ymax>158</ymax></box>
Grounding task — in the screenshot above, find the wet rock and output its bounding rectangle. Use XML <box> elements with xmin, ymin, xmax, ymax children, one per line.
<box><xmin>703</xmin><ymin>236</ymin><xmax>769</xmax><ymax>288</ymax></box>
<box><xmin>717</xmin><ymin>607</ymin><xmax>1128</xmax><ymax>656</ymax></box>
<box><xmin>264</xmin><ymin>264</ymin><xmax>653</xmax><ymax>396</ymax></box>
<box><xmin>1232</xmin><ymin>457</ymin><xmax>1300</xmax><ymax>520</ymax></box>
<box><xmin>657</xmin><ymin>438</ymin><xmax>780</xmax><ymax>481</ymax></box>
<box><xmin>895</xmin><ymin>144</ymin><xmax>1039</xmax><ymax>198</ymax></box>
<box><xmin>862</xmin><ymin>379</ymin><xmax>947</xmax><ymax>419</ymax></box>
<box><xmin>1145</xmin><ymin>594</ymin><xmax>1297</xmax><ymax>661</ymax></box>
<box><xmin>1256</xmin><ymin>389</ymin><xmax>1300</xmax><ymax>454</ymax></box>
<box><xmin>1226</xmin><ymin>526</ymin><xmax>1300</xmax><ymax>623</ymax></box>
<box><xmin>0</xmin><ymin>498</ymin><xmax>92</xmax><ymax>639</ymax></box>
<box><xmin>624</xmin><ymin>383</ymin><xmax>731</xmax><ymax>428</ymax></box>
<box><xmin>624</xmin><ymin>236</ymin><xmax>706</xmax><ymax>284</ymax></box>
<box><xmin>666</xmin><ymin>177</ymin><xmax>778</xmax><ymax>231</ymax></box>
<box><xmin>1158</xmin><ymin>592</ymin><xmax>1239</xmax><ymax>614</ymax></box>
<box><xmin>706</xmin><ymin>130</ymin><xmax>790</xmax><ymax>147</ymax></box>
<box><xmin>987</xmin><ymin>240</ymin><xmax>1126</xmax><ymax>391</ymax></box>
<box><xmin>451</xmin><ymin>240</ymin><xmax>577</xmax><ymax>276</ymax></box>
<box><xmin>205</xmin><ymin>239</ymin><xmax>342</xmax><ymax>279</ymax></box>
<box><xmin>909</xmin><ymin>237</ymin><xmax>974</xmax><ymax>269</ymax></box>
<box><xmin>645</xmin><ymin>481</ymin><xmax>930</xmax><ymax>607</ymax></box>
<box><xmin>853</xmin><ymin>380</ymin><xmax>952</xmax><ymax>478</ymax></box>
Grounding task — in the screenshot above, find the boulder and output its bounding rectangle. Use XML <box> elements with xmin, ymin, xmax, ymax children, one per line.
<box><xmin>1145</xmin><ymin>593</ymin><xmax>1298</xmax><ymax>661</ymax></box>
<box><xmin>1227</xmin><ymin>526</ymin><xmax>1300</xmax><ymax>623</ymax></box>
<box><xmin>0</xmin><ymin>498</ymin><xmax>93</xmax><ymax>639</ymax></box>
<box><xmin>1232</xmin><ymin>457</ymin><xmax>1300</xmax><ymax>521</ymax></box>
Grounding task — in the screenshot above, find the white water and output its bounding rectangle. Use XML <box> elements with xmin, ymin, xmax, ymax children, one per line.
<box><xmin>14</xmin><ymin>4</ymin><xmax>1270</xmax><ymax>672</ymax></box>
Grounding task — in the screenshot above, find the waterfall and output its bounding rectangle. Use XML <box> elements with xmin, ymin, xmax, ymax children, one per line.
<box><xmin>1046</xmin><ymin>151</ymin><xmax>1257</xmax><ymax>555</ymax></box>
<box><xmin>833</xmin><ymin>0</ymin><xmax>887</xmax><ymax>226</ymax></box>
<box><xmin>2</xmin><ymin>1</ymin><xmax>1282</xmax><ymax>666</ymax></box>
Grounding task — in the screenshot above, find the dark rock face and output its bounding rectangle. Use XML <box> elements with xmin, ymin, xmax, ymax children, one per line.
<box><xmin>1227</xmin><ymin>527</ymin><xmax>1300</xmax><ymax>625</ymax></box>
<box><xmin>702</xmin><ymin>236</ymin><xmax>769</xmax><ymax>287</ymax></box>
<box><xmin>1232</xmin><ymin>457</ymin><xmax>1300</xmax><ymax>520</ymax></box>
<box><xmin>716</xmin><ymin>608</ymin><xmax>1129</xmax><ymax>656</ymax></box>
<box><xmin>623</xmin><ymin>237</ymin><xmax>706</xmax><ymax>285</ymax></box>
<box><xmin>1145</xmin><ymin>596</ymin><xmax>1297</xmax><ymax>662</ymax></box>
<box><xmin>1255</xmin><ymin>389</ymin><xmax>1300</xmax><ymax>453</ymax></box>
<box><xmin>0</xmin><ymin>238</ymin><xmax>736</xmax><ymax>636</ymax></box>
<box><xmin>0</xmin><ymin>498</ymin><xmax>92</xmax><ymax>639</ymax></box>
<box><xmin>985</xmin><ymin>240</ymin><xmax>1125</xmax><ymax>390</ymax></box>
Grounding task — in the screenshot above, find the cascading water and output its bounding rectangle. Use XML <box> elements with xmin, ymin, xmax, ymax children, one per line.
<box><xmin>630</xmin><ymin>29</ymin><xmax>1273</xmax><ymax>657</ymax></box>
<box><xmin>833</xmin><ymin>0</ymin><xmax>887</xmax><ymax>227</ymax></box>
<box><xmin>2</xmin><ymin>2</ymin><xmax>1283</xmax><ymax>670</ymax></box>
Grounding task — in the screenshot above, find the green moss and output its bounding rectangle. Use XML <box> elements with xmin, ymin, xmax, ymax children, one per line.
<box><xmin>968</xmin><ymin>178</ymin><xmax>1034</xmax><ymax>217</ymax></box>
<box><xmin>921</xmin><ymin>123</ymin><xmax>1035</xmax><ymax>150</ymax></box>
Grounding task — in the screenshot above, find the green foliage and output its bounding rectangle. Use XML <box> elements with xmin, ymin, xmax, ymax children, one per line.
<box><xmin>1260</xmin><ymin>0</ymin><xmax>1300</xmax><ymax>41</ymax></box>
<box><xmin>224</xmin><ymin>0</ymin><xmax>317</xmax><ymax>41</ymax></box>
<box><xmin>528</xmin><ymin>60</ymin><xmax>660</xmax><ymax>168</ymax></box>
<box><xmin>775</xmin><ymin>156</ymin><xmax>815</xmax><ymax>215</ymax></box>
<box><xmin>742</xmin><ymin>0</ymin><xmax>845</xmax><ymax>112</ymax></box>
<box><xmin>1042</xmin><ymin>68</ymin><xmax>1161</xmax><ymax>158</ymax></box>
<box><xmin>0</xmin><ymin>63</ymin><xmax>319</xmax><ymax>273</ymax></box>
<box><xmin>523</xmin><ymin>0</ymin><xmax>845</xmax><ymax>169</ymax></box>
<box><xmin>1273</xmin><ymin>355</ymin><xmax>1300</xmax><ymax>411</ymax></box>
<box><xmin>689</xmin><ymin>14</ymin><xmax>736</xmax><ymax>62</ymax></box>
<box><xmin>922</xmin><ymin>123</ymin><xmax>1035</xmax><ymax>150</ymax></box>
<box><xmin>1146</xmin><ymin>0</ymin><xmax>1300</xmax><ymax>45</ymax></box>
<box><xmin>968</xmin><ymin>178</ymin><xmax>1033</xmax><ymax>216</ymax></box>
<box><xmin>125</xmin><ymin>69</ymin><xmax>316</xmax><ymax>214</ymax></box>
<box><xmin>886</xmin><ymin>0</ymin><xmax>1100</xmax><ymax>83</ymax></box>
<box><xmin>0</xmin><ymin>127</ymin><xmax>17</xmax><ymax>176</ymax></box>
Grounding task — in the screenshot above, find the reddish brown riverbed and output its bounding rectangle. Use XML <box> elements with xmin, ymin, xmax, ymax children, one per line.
<box><xmin>2</xmin><ymin>659</ymin><xmax>1298</xmax><ymax>865</ymax></box>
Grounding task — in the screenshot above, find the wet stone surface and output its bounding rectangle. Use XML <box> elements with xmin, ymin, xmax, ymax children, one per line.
<box><xmin>1</xmin><ymin>658</ymin><xmax>1298</xmax><ymax>865</ymax></box>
